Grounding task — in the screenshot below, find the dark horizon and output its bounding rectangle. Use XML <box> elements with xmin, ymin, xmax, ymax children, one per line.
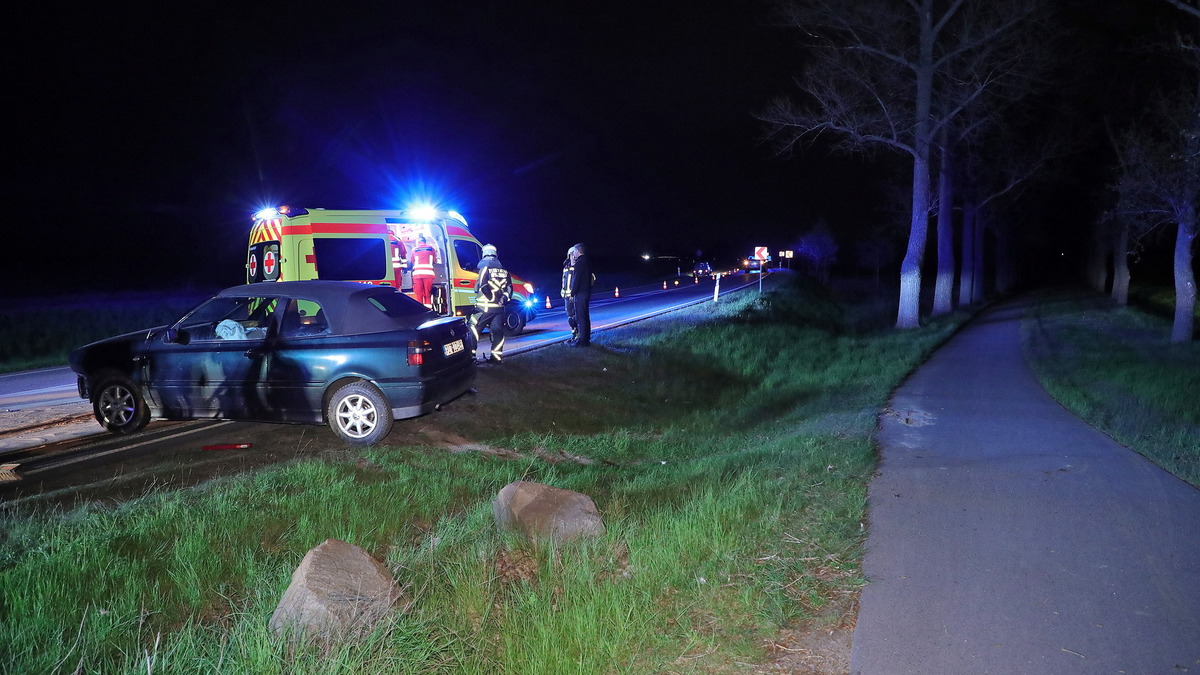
<box><xmin>2</xmin><ymin>0</ymin><xmax>1185</xmax><ymax>298</ymax></box>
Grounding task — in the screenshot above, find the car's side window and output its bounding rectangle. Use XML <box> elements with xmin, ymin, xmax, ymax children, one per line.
<box><xmin>281</xmin><ymin>299</ymin><xmax>330</xmax><ymax>338</ymax></box>
<box><xmin>178</xmin><ymin>296</ymin><xmax>277</xmax><ymax>341</ymax></box>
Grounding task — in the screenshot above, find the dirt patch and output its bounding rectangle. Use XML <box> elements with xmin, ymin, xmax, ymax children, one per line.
<box><xmin>750</xmin><ymin>596</ymin><xmax>857</xmax><ymax>674</ymax></box>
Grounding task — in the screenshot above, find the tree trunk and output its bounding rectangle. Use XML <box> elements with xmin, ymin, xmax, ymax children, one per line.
<box><xmin>973</xmin><ymin>215</ymin><xmax>986</xmax><ymax>302</ymax></box>
<box><xmin>1111</xmin><ymin>220</ymin><xmax>1130</xmax><ymax>306</ymax></box>
<box><xmin>896</xmin><ymin>1</ymin><xmax>936</xmax><ymax>330</ymax></box>
<box><xmin>1171</xmin><ymin>207</ymin><xmax>1197</xmax><ymax>342</ymax></box>
<box><xmin>933</xmin><ymin>137</ymin><xmax>955</xmax><ymax>315</ymax></box>
<box><xmin>958</xmin><ymin>201</ymin><xmax>976</xmax><ymax>306</ymax></box>
<box><xmin>898</xmin><ymin>153</ymin><xmax>931</xmax><ymax>329</ymax></box>
<box><xmin>1089</xmin><ymin>223</ymin><xmax>1110</xmax><ymax>293</ymax></box>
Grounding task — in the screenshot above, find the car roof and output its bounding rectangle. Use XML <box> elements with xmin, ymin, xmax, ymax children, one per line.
<box><xmin>216</xmin><ymin>281</ymin><xmax>433</xmax><ymax>333</ymax></box>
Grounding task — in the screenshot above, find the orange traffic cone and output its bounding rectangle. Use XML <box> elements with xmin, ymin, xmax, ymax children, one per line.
<box><xmin>663</xmin><ymin>280</ymin><xmax>668</xmax><ymax>290</ymax></box>
<box><xmin>694</xmin><ymin>275</ymin><xmax>698</xmax><ymax>283</ymax></box>
<box><xmin>614</xmin><ymin>286</ymin><xmax>620</xmax><ymax>298</ymax></box>
<box><xmin>545</xmin><ymin>296</ymin><xmax>552</xmax><ymax>309</ymax></box>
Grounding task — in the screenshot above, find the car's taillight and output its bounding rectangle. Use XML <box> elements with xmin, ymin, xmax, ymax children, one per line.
<box><xmin>407</xmin><ymin>339</ymin><xmax>431</xmax><ymax>366</ymax></box>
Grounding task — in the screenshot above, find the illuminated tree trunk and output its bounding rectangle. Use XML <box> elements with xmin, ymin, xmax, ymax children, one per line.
<box><xmin>899</xmin><ymin>152</ymin><xmax>931</xmax><ymax>328</ymax></box>
<box><xmin>933</xmin><ymin>138</ymin><xmax>956</xmax><ymax>316</ymax></box>
<box><xmin>1171</xmin><ymin>206</ymin><xmax>1197</xmax><ymax>342</ymax></box>
<box><xmin>897</xmin><ymin>2</ymin><xmax>936</xmax><ymax>330</ymax></box>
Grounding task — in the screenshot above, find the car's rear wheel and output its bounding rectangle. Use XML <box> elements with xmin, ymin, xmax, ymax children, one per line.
<box><xmin>93</xmin><ymin>374</ymin><xmax>150</xmax><ymax>434</ymax></box>
<box><xmin>326</xmin><ymin>381</ymin><xmax>393</xmax><ymax>445</ymax></box>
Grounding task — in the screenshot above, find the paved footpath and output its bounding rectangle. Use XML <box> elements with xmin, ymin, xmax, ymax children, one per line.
<box><xmin>850</xmin><ymin>296</ymin><xmax>1200</xmax><ymax>674</ymax></box>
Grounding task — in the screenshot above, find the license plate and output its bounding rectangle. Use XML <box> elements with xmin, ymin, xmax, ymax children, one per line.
<box><xmin>443</xmin><ymin>339</ymin><xmax>464</xmax><ymax>356</ymax></box>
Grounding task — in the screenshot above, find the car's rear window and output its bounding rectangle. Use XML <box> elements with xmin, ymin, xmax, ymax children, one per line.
<box><xmin>364</xmin><ymin>290</ymin><xmax>433</xmax><ymax>318</ymax></box>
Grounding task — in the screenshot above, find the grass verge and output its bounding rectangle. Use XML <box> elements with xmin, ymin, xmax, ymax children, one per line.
<box><xmin>1022</xmin><ymin>287</ymin><xmax>1200</xmax><ymax>487</ymax></box>
<box><xmin>0</xmin><ymin>274</ymin><xmax>966</xmax><ymax>674</ymax></box>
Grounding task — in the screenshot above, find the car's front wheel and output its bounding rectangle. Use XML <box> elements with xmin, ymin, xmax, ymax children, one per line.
<box><xmin>93</xmin><ymin>374</ymin><xmax>150</xmax><ymax>434</ymax></box>
<box><xmin>326</xmin><ymin>381</ymin><xmax>394</xmax><ymax>445</ymax></box>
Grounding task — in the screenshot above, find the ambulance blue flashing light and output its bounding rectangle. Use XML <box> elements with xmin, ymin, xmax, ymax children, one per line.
<box><xmin>254</xmin><ymin>207</ymin><xmax>279</xmax><ymax>221</ymax></box>
<box><xmin>407</xmin><ymin>204</ymin><xmax>439</xmax><ymax>222</ymax></box>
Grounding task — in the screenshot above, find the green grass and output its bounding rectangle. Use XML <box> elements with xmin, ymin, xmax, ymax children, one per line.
<box><xmin>1022</xmin><ymin>288</ymin><xmax>1200</xmax><ymax>487</ymax></box>
<box><xmin>0</xmin><ymin>274</ymin><xmax>967</xmax><ymax>674</ymax></box>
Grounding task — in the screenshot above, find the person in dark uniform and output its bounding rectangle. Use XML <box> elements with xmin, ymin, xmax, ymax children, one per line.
<box><xmin>561</xmin><ymin>243</ymin><xmax>593</xmax><ymax>346</ymax></box>
<box><xmin>560</xmin><ymin>247</ymin><xmax>578</xmax><ymax>342</ymax></box>
<box><xmin>469</xmin><ymin>244</ymin><xmax>512</xmax><ymax>363</ymax></box>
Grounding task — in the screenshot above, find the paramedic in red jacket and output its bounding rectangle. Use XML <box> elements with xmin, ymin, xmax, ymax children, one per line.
<box><xmin>410</xmin><ymin>234</ymin><xmax>439</xmax><ymax>308</ymax></box>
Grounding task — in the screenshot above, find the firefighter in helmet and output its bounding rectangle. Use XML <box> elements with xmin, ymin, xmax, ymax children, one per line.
<box><xmin>469</xmin><ymin>244</ymin><xmax>512</xmax><ymax>364</ymax></box>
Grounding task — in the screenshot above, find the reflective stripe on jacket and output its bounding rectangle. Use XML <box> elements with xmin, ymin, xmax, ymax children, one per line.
<box><xmin>476</xmin><ymin>257</ymin><xmax>512</xmax><ymax>309</ymax></box>
<box><xmin>412</xmin><ymin>244</ymin><xmax>437</xmax><ymax>277</ymax></box>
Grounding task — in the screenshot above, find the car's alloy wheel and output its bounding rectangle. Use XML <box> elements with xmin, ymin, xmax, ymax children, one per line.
<box><xmin>93</xmin><ymin>375</ymin><xmax>150</xmax><ymax>434</ymax></box>
<box><xmin>326</xmin><ymin>381</ymin><xmax>394</xmax><ymax>445</ymax></box>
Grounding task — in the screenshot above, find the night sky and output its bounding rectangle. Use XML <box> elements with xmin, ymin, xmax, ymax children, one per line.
<box><xmin>2</xmin><ymin>0</ymin><xmax>1176</xmax><ymax>294</ymax></box>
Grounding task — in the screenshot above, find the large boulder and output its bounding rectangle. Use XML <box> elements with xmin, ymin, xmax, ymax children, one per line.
<box><xmin>269</xmin><ymin>538</ymin><xmax>406</xmax><ymax>640</ymax></box>
<box><xmin>492</xmin><ymin>480</ymin><xmax>606</xmax><ymax>542</ymax></box>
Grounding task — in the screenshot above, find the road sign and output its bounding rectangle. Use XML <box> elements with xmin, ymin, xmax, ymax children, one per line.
<box><xmin>754</xmin><ymin>246</ymin><xmax>768</xmax><ymax>261</ymax></box>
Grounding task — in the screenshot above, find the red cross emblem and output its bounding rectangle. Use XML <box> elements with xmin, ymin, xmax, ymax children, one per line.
<box><xmin>248</xmin><ymin>253</ymin><xmax>258</xmax><ymax>278</ymax></box>
<box><xmin>264</xmin><ymin>250</ymin><xmax>277</xmax><ymax>277</ymax></box>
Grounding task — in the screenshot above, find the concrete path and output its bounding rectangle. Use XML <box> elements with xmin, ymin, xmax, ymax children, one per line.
<box><xmin>850</xmin><ymin>296</ymin><xmax>1200</xmax><ymax>674</ymax></box>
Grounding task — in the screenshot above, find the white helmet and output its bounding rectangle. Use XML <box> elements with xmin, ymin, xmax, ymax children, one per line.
<box><xmin>482</xmin><ymin>244</ymin><xmax>497</xmax><ymax>257</ymax></box>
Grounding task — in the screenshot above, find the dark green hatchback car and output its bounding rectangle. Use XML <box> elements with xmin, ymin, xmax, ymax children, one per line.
<box><xmin>69</xmin><ymin>281</ymin><xmax>476</xmax><ymax>445</ymax></box>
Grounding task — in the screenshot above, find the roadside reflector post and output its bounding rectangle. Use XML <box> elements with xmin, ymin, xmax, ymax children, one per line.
<box><xmin>545</xmin><ymin>296</ymin><xmax>551</xmax><ymax>309</ymax></box>
<box><xmin>663</xmin><ymin>280</ymin><xmax>667</xmax><ymax>290</ymax></box>
<box><xmin>694</xmin><ymin>275</ymin><xmax>698</xmax><ymax>284</ymax></box>
<box><xmin>615</xmin><ymin>286</ymin><xmax>620</xmax><ymax>298</ymax></box>
<box><xmin>713</xmin><ymin>274</ymin><xmax>720</xmax><ymax>302</ymax></box>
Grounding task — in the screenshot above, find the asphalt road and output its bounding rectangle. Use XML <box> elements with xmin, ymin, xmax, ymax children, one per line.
<box><xmin>851</xmin><ymin>295</ymin><xmax>1200</xmax><ymax>674</ymax></box>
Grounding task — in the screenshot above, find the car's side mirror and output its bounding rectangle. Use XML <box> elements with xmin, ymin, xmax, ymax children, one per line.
<box><xmin>164</xmin><ymin>328</ymin><xmax>190</xmax><ymax>345</ymax></box>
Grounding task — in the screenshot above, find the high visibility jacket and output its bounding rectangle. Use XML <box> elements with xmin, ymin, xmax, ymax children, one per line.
<box><xmin>475</xmin><ymin>256</ymin><xmax>512</xmax><ymax>309</ymax></box>
<box><xmin>412</xmin><ymin>243</ymin><xmax>438</xmax><ymax>278</ymax></box>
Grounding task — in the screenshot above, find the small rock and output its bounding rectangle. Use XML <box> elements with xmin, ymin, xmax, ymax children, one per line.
<box><xmin>269</xmin><ymin>538</ymin><xmax>406</xmax><ymax>640</ymax></box>
<box><xmin>492</xmin><ymin>480</ymin><xmax>606</xmax><ymax>542</ymax></box>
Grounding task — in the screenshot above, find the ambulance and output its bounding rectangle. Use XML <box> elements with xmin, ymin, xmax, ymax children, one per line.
<box><xmin>246</xmin><ymin>205</ymin><xmax>539</xmax><ymax>333</ymax></box>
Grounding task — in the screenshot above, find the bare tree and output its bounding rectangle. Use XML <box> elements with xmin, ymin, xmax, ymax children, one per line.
<box><xmin>1110</xmin><ymin>86</ymin><xmax>1199</xmax><ymax>341</ymax></box>
<box><xmin>1104</xmin><ymin>121</ymin><xmax>1165</xmax><ymax>307</ymax></box>
<box><xmin>1165</xmin><ymin>0</ymin><xmax>1200</xmax><ymax>19</ymax></box>
<box><xmin>761</xmin><ymin>0</ymin><xmax>1039</xmax><ymax>328</ymax></box>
